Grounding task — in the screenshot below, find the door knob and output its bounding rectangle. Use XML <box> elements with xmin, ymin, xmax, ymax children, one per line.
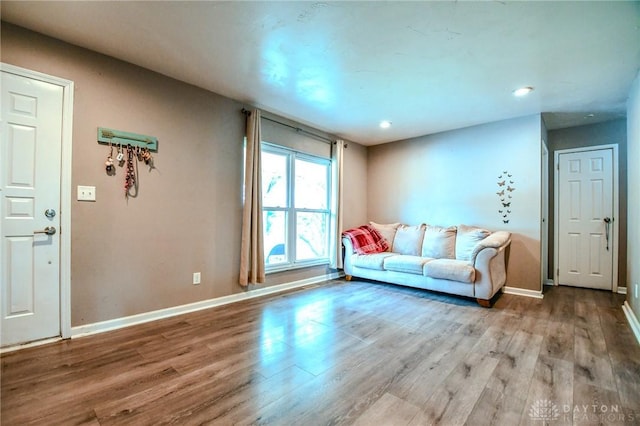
<box><xmin>34</xmin><ymin>226</ymin><xmax>56</xmax><ymax>236</ymax></box>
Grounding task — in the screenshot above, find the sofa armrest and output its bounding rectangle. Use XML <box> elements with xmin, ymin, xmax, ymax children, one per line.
<box><xmin>342</xmin><ymin>236</ymin><xmax>355</xmax><ymax>254</ymax></box>
<box><xmin>342</xmin><ymin>236</ymin><xmax>356</xmax><ymax>275</ymax></box>
<box><xmin>473</xmin><ymin>234</ymin><xmax>511</xmax><ymax>300</ymax></box>
<box><xmin>469</xmin><ymin>231</ymin><xmax>511</xmax><ymax>263</ymax></box>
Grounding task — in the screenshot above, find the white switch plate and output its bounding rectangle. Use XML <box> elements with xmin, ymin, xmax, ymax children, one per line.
<box><xmin>193</xmin><ymin>272</ymin><xmax>201</xmax><ymax>285</ymax></box>
<box><xmin>77</xmin><ymin>185</ymin><xmax>96</xmax><ymax>201</ymax></box>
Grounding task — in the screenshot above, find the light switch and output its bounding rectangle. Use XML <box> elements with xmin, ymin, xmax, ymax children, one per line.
<box><xmin>77</xmin><ymin>185</ymin><xmax>96</xmax><ymax>201</ymax></box>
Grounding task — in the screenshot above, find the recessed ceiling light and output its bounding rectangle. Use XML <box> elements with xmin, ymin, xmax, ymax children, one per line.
<box><xmin>513</xmin><ymin>86</ymin><xmax>534</xmax><ymax>97</ymax></box>
<box><xmin>379</xmin><ymin>120</ymin><xmax>392</xmax><ymax>129</ymax></box>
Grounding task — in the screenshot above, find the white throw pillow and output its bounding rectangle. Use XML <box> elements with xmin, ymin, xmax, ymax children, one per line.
<box><xmin>369</xmin><ymin>221</ymin><xmax>401</xmax><ymax>250</ymax></box>
<box><xmin>421</xmin><ymin>225</ymin><xmax>457</xmax><ymax>259</ymax></box>
<box><xmin>392</xmin><ymin>224</ymin><xmax>426</xmax><ymax>255</ymax></box>
<box><xmin>456</xmin><ymin>224</ymin><xmax>491</xmax><ymax>261</ymax></box>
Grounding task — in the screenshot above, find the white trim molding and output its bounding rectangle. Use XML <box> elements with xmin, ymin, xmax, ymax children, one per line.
<box><xmin>617</xmin><ymin>287</ymin><xmax>627</xmax><ymax>295</ymax></box>
<box><xmin>503</xmin><ymin>286</ymin><xmax>544</xmax><ymax>299</ymax></box>
<box><xmin>71</xmin><ymin>272</ymin><xmax>343</xmax><ymax>338</ymax></box>
<box><xmin>0</xmin><ymin>337</ymin><xmax>63</xmax><ymax>354</ymax></box>
<box><xmin>622</xmin><ymin>301</ymin><xmax>640</xmax><ymax>346</ymax></box>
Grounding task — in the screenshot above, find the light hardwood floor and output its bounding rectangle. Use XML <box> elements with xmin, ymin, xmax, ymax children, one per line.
<box><xmin>1</xmin><ymin>279</ymin><xmax>639</xmax><ymax>425</ymax></box>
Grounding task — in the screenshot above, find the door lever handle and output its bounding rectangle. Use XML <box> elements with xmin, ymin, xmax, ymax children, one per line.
<box><xmin>603</xmin><ymin>217</ymin><xmax>612</xmax><ymax>251</ymax></box>
<box><xmin>34</xmin><ymin>226</ymin><xmax>57</xmax><ymax>236</ymax></box>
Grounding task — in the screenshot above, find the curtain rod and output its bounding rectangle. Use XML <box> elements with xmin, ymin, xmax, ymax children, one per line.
<box><xmin>242</xmin><ymin>108</ymin><xmax>336</xmax><ymax>145</ymax></box>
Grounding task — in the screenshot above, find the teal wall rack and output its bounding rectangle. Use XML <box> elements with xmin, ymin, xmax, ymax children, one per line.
<box><xmin>97</xmin><ymin>127</ymin><xmax>158</xmax><ymax>152</ymax></box>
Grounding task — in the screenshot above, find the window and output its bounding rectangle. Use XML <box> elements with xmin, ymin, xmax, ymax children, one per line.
<box><xmin>262</xmin><ymin>143</ymin><xmax>330</xmax><ymax>270</ymax></box>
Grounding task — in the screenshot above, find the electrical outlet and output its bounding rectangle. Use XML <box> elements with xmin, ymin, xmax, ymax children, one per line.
<box><xmin>77</xmin><ymin>185</ymin><xmax>96</xmax><ymax>201</ymax></box>
<box><xmin>193</xmin><ymin>272</ymin><xmax>201</xmax><ymax>285</ymax></box>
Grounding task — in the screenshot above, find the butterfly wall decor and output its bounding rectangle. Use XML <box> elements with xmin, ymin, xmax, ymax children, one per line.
<box><xmin>496</xmin><ymin>170</ymin><xmax>515</xmax><ymax>225</ymax></box>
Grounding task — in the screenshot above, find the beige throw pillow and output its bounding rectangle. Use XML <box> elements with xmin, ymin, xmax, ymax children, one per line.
<box><xmin>392</xmin><ymin>224</ymin><xmax>426</xmax><ymax>255</ymax></box>
<box><xmin>456</xmin><ymin>224</ymin><xmax>491</xmax><ymax>261</ymax></box>
<box><xmin>421</xmin><ymin>225</ymin><xmax>457</xmax><ymax>259</ymax></box>
<box><xmin>369</xmin><ymin>221</ymin><xmax>401</xmax><ymax>250</ymax></box>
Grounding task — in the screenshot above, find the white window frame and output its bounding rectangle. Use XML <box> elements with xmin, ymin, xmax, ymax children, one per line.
<box><xmin>262</xmin><ymin>142</ymin><xmax>331</xmax><ymax>272</ymax></box>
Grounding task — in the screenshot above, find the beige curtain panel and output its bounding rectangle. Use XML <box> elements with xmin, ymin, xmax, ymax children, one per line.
<box><xmin>330</xmin><ymin>139</ymin><xmax>345</xmax><ymax>269</ymax></box>
<box><xmin>239</xmin><ymin>109</ymin><xmax>265</xmax><ymax>286</ymax></box>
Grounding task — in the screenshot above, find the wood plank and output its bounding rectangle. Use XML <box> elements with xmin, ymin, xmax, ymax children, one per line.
<box><xmin>385</xmin><ymin>326</ymin><xmax>480</xmax><ymax>407</ymax></box>
<box><xmin>597</xmin><ymin>305</ymin><xmax>640</xmax><ymax>412</ymax></box>
<box><xmin>466</xmin><ymin>330</ymin><xmax>543</xmax><ymax>425</ymax></box>
<box><xmin>540</xmin><ymin>320</ymin><xmax>575</xmax><ymax>362</ymax></box>
<box><xmin>520</xmin><ymin>354</ymin><xmax>574</xmax><ymax>426</ymax></box>
<box><xmin>237</xmin><ymin>343</ymin><xmax>404</xmax><ymax>424</ymax></box>
<box><xmin>421</xmin><ymin>350</ymin><xmax>500</xmax><ymax>424</ymax></box>
<box><xmin>574</xmin><ymin>323</ymin><xmax>617</xmax><ymax>391</ymax></box>
<box><xmin>353</xmin><ymin>392</ymin><xmax>422</xmax><ymax>426</ymax></box>
<box><xmin>2</xmin><ymin>281</ymin><xmax>638</xmax><ymax>425</ymax></box>
<box><xmin>572</xmin><ymin>381</ymin><xmax>625</xmax><ymax>425</ymax></box>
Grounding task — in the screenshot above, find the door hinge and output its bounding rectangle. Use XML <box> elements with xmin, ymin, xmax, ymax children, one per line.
<box><xmin>556</xmin><ymin>268</ymin><xmax>559</xmax><ymax>276</ymax></box>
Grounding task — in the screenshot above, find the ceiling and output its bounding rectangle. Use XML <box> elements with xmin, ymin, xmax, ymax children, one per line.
<box><xmin>2</xmin><ymin>1</ymin><xmax>639</xmax><ymax>145</ymax></box>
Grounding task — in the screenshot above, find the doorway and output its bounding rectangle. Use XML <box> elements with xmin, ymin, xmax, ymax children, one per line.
<box><xmin>1</xmin><ymin>64</ymin><xmax>73</xmax><ymax>348</ymax></box>
<box><xmin>541</xmin><ymin>141</ymin><xmax>549</xmax><ymax>287</ymax></box>
<box><xmin>554</xmin><ymin>145</ymin><xmax>618</xmax><ymax>291</ymax></box>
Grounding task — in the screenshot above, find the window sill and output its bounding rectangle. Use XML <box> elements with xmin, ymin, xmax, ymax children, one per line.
<box><xmin>266</xmin><ymin>259</ymin><xmax>329</xmax><ymax>274</ymax></box>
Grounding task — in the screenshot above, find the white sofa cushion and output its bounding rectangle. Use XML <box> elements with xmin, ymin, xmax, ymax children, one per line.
<box><xmin>352</xmin><ymin>252</ymin><xmax>395</xmax><ymax>270</ymax></box>
<box><xmin>392</xmin><ymin>224</ymin><xmax>426</xmax><ymax>256</ymax></box>
<box><xmin>423</xmin><ymin>259</ymin><xmax>476</xmax><ymax>283</ymax></box>
<box><xmin>383</xmin><ymin>255</ymin><xmax>433</xmax><ymax>275</ymax></box>
<box><xmin>421</xmin><ymin>225</ymin><xmax>457</xmax><ymax>259</ymax></box>
<box><xmin>455</xmin><ymin>224</ymin><xmax>491</xmax><ymax>261</ymax></box>
<box><xmin>369</xmin><ymin>221</ymin><xmax>401</xmax><ymax>251</ymax></box>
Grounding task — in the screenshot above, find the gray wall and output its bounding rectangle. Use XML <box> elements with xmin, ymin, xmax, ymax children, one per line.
<box><xmin>626</xmin><ymin>71</ymin><xmax>640</xmax><ymax>319</ymax></box>
<box><xmin>367</xmin><ymin>115</ymin><xmax>543</xmax><ymax>291</ymax></box>
<box><xmin>1</xmin><ymin>23</ymin><xmax>368</xmax><ymax>326</ymax></box>
<box><xmin>547</xmin><ymin>119</ymin><xmax>628</xmax><ymax>288</ymax></box>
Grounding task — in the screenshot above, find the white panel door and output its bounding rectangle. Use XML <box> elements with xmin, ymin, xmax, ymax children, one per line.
<box><xmin>1</xmin><ymin>70</ymin><xmax>63</xmax><ymax>346</ymax></box>
<box><xmin>557</xmin><ymin>149</ymin><xmax>613</xmax><ymax>290</ymax></box>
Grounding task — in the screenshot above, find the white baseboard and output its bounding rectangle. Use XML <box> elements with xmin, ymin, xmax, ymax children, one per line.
<box><xmin>503</xmin><ymin>286</ymin><xmax>544</xmax><ymax>299</ymax></box>
<box><xmin>543</xmin><ymin>279</ymin><xmax>554</xmax><ymax>286</ymax></box>
<box><xmin>622</xmin><ymin>301</ymin><xmax>640</xmax><ymax>346</ymax></box>
<box><xmin>0</xmin><ymin>337</ymin><xmax>63</xmax><ymax>354</ymax></box>
<box><xmin>71</xmin><ymin>272</ymin><xmax>343</xmax><ymax>339</ymax></box>
<box><xmin>617</xmin><ymin>287</ymin><xmax>627</xmax><ymax>295</ymax></box>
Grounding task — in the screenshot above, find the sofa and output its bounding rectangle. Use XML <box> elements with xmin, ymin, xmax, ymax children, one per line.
<box><xmin>342</xmin><ymin>222</ymin><xmax>511</xmax><ymax>307</ymax></box>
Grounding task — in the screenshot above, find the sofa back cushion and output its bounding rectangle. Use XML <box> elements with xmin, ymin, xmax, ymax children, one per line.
<box><xmin>369</xmin><ymin>221</ymin><xmax>401</xmax><ymax>251</ymax></box>
<box><xmin>421</xmin><ymin>225</ymin><xmax>457</xmax><ymax>259</ymax></box>
<box><xmin>456</xmin><ymin>224</ymin><xmax>491</xmax><ymax>261</ymax></box>
<box><xmin>392</xmin><ymin>224</ymin><xmax>426</xmax><ymax>255</ymax></box>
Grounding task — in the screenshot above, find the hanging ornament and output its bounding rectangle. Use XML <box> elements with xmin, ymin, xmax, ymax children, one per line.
<box><xmin>124</xmin><ymin>145</ymin><xmax>138</xmax><ymax>199</ymax></box>
<box><xmin>105</xmin><ymin>142</ymin><xmax>115</xmax><ymax>176</ymax></box>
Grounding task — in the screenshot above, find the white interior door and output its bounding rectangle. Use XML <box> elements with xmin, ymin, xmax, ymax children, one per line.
<box><xmin>557</xmin><ymin>148</ymin><xmax>614</xmax><ymax>290</ymax></box>
<box><xmin>1</xmin><ymin>70</ymin><xmax>63</xmax><ymax>346</ymax></box>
